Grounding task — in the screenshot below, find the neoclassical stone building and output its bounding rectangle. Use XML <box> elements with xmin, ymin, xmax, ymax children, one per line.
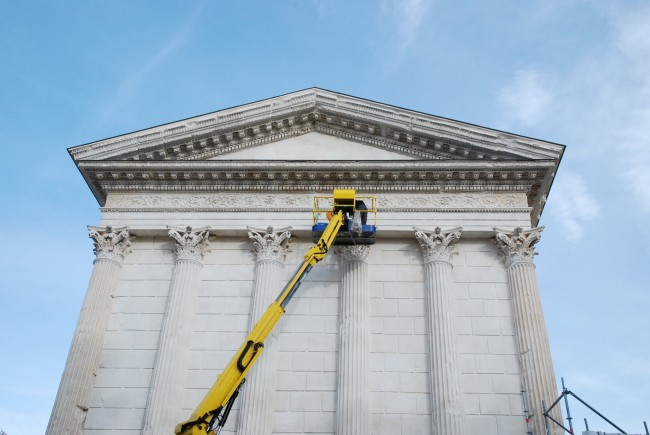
<box><xmin>48</xmin><ymin>88</ymin><xmax>565</xmax><ymax>435</ymax></box>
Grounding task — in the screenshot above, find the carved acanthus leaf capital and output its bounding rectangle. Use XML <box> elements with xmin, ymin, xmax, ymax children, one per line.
<box><xmin>414</xmin><ymin>226</ymin><xmax>462</xmax><ymax>263</ymax></box>
<box><xmin>494</xmin><ymin>226</ymin><xmax>543</xmax><ymax>267</ymax></box>
<box><xmin>168</xmin><ymin>226</ymin><xmax>211</xmax><ymax>262</ymax></box>
<box><xmin>88</xmin><ymin>225</ymin><xmax>132</xmax><ymax>262</ymax></box>
<box><xmin>248</xmin><ymin>226</ymin><xmax>292</xmax><ymax>262</ymax></box>
<box><xmin>337</xmin><ymin>245</ymin><xmax>370</xmax><ymax>263</ymax></box>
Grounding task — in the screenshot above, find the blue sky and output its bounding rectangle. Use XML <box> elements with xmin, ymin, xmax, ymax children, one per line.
<box><xmin>1</xmin><ymin>1</ymin><xmax>649</xmax><ymax>433</ymax></box>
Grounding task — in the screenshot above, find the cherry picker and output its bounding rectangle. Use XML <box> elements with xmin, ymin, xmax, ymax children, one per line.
<box><xmin>175</xmin><ymin>189</ymin><xmax>376</xmax><ymax>435</ymax></box>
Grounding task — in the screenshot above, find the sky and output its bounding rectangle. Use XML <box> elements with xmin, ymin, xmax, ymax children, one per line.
<box><xmin>1</xmin><ymin>1</ymin><xmax>649</xmax><ymax>433</ymax></box>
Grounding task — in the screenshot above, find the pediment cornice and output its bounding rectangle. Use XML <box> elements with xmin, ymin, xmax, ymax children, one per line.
<box><xmin>69</xmin><ymin>88</ymin><xmax>564</xmax><ymax>163</ymax></box>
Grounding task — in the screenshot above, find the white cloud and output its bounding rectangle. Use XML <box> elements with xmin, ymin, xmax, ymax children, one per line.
<box><xmin>614</xmin><ymin>8</ymin><xmax>650</xmax><ymax>60</ymax></box>
<box><xmin>497</xmin><ymin>68</ymin><xmax>555</xmax><ymax>128</ymax></box>
<box><xmin>396</xmin><ymin>0</ymin><xmax>430</xmax><ymax>51</ymax></box>
<box><xmin>311</xmin><ymin>0</ymin><xmax>337</xmax><ymax>17</ymax></box>
<box><xmin>612</xmin><ymin>8</ymin><xmax>650</xmax><ymax>213</ymax></box>
<box><xmin>497</xmin><ymin>5</ymin><xmax>650</xmax><ymax>227</ymax></box>
<box><xmin>380</xmin><ymin>0</ymin><xmax>432</xmax><ymax>53</ymax></box>
<box><xmin>563</xmin><ymin>353</ymin><xmax>650</xmax><ymax>432</ymax></box>
<box><xmin>548</xmin><ymin>171</ymin><xmax>600</xmax><ymax>241</ymax></box>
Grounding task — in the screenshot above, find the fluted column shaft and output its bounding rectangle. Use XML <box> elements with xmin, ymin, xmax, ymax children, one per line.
<box><xmin>336</xmin><ymin>245</ymin><xmax>370</xmax><ymax>435</ymax></box>
<box><xmin>47</xmin><ymin>226</ymin><xmax>131</xmax><ymax>435</ymax></box>
<box><xmin>495</xmin><ymin>227</ymin><xmax>561</xmax><ymax>435</ymax></box>
<box><xmin>238</xmin><ymin>226</ymin><xmax>291</xmax><ymax>435</ymax></box>
<box><xmin>142</xmin><ymin>226</ymin><xmax>210</xmax><ymax>435</ymax></box>
<box><xmin>415</xmin><ymin>227</ymin><xmax>465</xmax><ymax>435</ymax></box>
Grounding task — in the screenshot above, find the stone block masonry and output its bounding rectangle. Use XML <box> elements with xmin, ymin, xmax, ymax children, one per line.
<box><xmin>75</xmin><ymin>235</ymin><xmax>542</xmax><ymax>435</ymax></box>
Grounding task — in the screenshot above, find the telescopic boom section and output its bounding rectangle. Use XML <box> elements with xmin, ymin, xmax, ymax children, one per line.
<box><xmin>175</xmin><ymin>209</ymin><xmax>346</xmax><ymax>435</ymax></box>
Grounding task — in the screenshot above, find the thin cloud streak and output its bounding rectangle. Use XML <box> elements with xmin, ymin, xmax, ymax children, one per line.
<box><xmin>100</xmin><ymin>35</ymin><xmax>184</xmax><ymax>120</ymax></box>
<box><xmin>379</xmin><ymin>0</ymin><xmax>432</xmax><ymax>54</ymax></box>
<box><xmin>497</xmin><ymin>70</ymin><xmax>599</xmax><ymax>241</ymax></box>
<box><xmin>615</xmin><ymin>8</ymin><xmax>650</xmax><ymax>212</ymax></box>
<box><xmin>396</xmin><ymin>0</ymin><xmax>430</xmax><ymax>51</ymax></box>
<box><xmin>99</xmin><ymin>4</ymin><xmax>206</xmax><ymax>121</ymax></box>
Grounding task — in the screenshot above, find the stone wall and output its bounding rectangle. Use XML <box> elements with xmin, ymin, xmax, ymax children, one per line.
<box><xmin>83</xmin><ymin>235</ymin><xmax>527</xmax><ymax>435</ymax></box>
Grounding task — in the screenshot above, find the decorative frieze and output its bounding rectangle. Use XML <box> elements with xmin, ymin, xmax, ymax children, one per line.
<box><xmin>104</xmin><ymin>192</ymin><xmax>529</xmax><ymax>212</ymax></box>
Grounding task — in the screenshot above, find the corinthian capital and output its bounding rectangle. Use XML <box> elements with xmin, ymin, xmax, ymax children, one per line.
<box><xmin>248</xmin><ymin>226</ymin><xmax>292</xmax><ymax>262</ymax></box>
<box><xmin>414</xmin><ymin>226</ymin><xmax>462</xmax><ymax>263</ymax></box>
<box><xmin>88</xmin><ymin>225</ymin><xmax>131</xmax><ymax>262</ymax></box>
<box><xmin>337</xmin><ymin>245</ymin><xmax>370</xmax><ymax>262</ymax></box>
<box><xmin>494</xmin><ymin>227</ymin><xmax>543</xmax><ymax>267</ymax></box>
<box><xmin>168</xmin><ymin>226</ymin><xmax>210</xmax><ymax>261</ymax></box>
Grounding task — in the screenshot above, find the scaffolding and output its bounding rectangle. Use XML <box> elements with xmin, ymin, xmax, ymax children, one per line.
<box><xmin>541</xmin><ymin>378</ymin><xmax>648</xmax><ymax>435</ymax></box>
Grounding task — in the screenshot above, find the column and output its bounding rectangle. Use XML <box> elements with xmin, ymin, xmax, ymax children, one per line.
<box><xmin>414</xmin><ymin>226</ymin><xmax>465</xmax><ymax>435</ymax></box>
<box><xmin>336</xmin><ymin>245</ymin><xmax>370</xmax><ymax>435</ymax></box>
<box><xmin>237</xmin><ymin>226</ymin><xmax>291</xmax><ymax>435</ymax></box>
<box><xmin>46</xmin><ymin>226</ymin><xmax>131</xmax><ymax>435</ymax></box>
<box><xmin>494</xmin><ymin>227</ymin><xmax>561</xmax><ymax>435</ymax></box>
<box><xmin>142</xmin><ymin>226</ymin><xmax>210</xmax><ymax>435</ymax></box>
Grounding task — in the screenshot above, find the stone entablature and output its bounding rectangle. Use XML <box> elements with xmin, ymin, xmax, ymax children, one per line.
<box><xmin>79</xmin><ymin>159</ymin><xmax>555</xmax><ymax>224</ymax></box>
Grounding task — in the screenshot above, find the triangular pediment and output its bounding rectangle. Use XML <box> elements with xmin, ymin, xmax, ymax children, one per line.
<box><xmin>208</xmin><ymin>132</ymin><xmax>419</xmax><ymax>161</ymax></box>
<box><xmin>69</xmin><ymin>88</ymin><xmax>564</xmax><ymax>163</ymax></box>
<box><xmin>70</xmin><ymin>88</ymin><xmax>565</xmax><ymax>225</ymax></box>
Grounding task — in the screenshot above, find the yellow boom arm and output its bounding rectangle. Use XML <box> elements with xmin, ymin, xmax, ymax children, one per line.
<box><xmin>175</xmin><ymin>210</ymin><xmax>345</xmax><ymax>435</ymax></box>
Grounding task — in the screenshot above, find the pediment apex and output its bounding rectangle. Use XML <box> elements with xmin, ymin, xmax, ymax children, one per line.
<box><xmin>69</xmin><ymin>88</ymin><xmax>565</xmax><ymax>163</ymax></box>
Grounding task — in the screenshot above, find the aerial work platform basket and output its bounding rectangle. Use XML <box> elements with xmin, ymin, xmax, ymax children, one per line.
<box><xmin>311</xmin><ymin>189</ymin><xmax>377</xmax><ymax>245</ymax></box>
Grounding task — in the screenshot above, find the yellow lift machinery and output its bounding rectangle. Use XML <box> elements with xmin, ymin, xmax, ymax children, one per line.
<box><xmin>175</xmin><ymin>189</ymin><xmax>376</xmax><ymax>435</ymax></box>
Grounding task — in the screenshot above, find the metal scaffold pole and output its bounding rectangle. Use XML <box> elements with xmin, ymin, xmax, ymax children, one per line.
<box><xmin>561</xmin><ymin>378</ymin><xmax>574</xmax><ymax>434</ymax></box>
